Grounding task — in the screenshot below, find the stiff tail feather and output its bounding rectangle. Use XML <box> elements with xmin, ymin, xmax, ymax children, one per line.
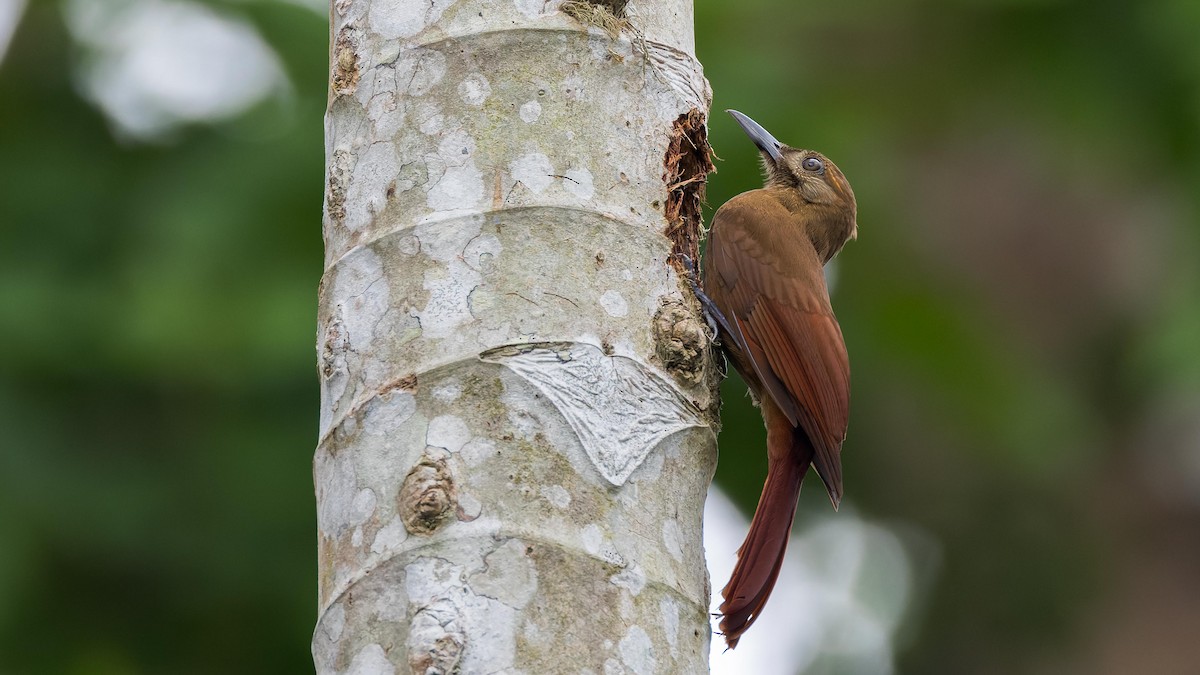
<box><xmin>718</xmin><ymin>402</ymin><xmax>812</xmax><ymax>649</ymax></box>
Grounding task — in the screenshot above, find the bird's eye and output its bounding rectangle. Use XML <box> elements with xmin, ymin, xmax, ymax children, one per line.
<box><xmin>801</xmin><ymin>157</ymin><xmax>823</xmax><ymax>172</ymax></box>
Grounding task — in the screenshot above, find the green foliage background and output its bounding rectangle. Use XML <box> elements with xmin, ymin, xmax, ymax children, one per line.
<box><xmin>3</xmin><ymin>0</ymin><xmax>1200</xmax><ymax>672</ymax></box>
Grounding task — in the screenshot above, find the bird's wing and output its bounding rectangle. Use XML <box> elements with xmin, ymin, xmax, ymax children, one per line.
<box><xmin>705</xmin><ymin>194</ymin><xmax>851</xmax><ymax>505</ymax></box>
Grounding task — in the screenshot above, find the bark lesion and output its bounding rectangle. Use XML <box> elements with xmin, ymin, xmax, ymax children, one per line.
<box><xmin>663</xmin><ymin>109</ymin><xmax>716</xmax><ymax>271</ymax></box>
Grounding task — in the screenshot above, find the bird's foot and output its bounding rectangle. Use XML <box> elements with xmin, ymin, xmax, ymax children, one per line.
<box><xmin>678</xmin><ymin>254</ymin><xmax>731</xmax><ymax>343</ymax></box>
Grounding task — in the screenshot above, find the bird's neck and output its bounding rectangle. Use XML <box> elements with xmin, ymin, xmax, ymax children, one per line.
<box><xmin>765</xmin><ymin>188</ymin><xmax>855</xmax><ymax>264</ymax></box>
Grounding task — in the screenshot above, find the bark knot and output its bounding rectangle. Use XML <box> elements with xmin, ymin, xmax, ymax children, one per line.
<box><xmin>321</xmin><ymin>316</ymin><xmax>349</xmax><ymax>380</ymax></box>
<box><xmin>326</xmin><ymin>148</ymin><xmax>352</xmax><ymax>225</ymax></box>
<box><xmin>400</xmin><ymin>455</ymin><xmax>457</xmax><ymax>535</ymax></box>
<box><xmin>652</xmin><ymin>298</ymin><xmax>705</xmax><ymax>385</ymax></box>
<box><xmin>407</xmin><ymin>599</ymin><xmax>464</xmax><ymax>675</ymax></box>
<box><xmin>331</xmin><ymin>26</ymin><xmax>361</xmax><ymax>97</ymax></box>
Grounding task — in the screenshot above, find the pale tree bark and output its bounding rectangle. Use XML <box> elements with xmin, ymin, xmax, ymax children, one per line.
<box><xmin>313</xmin><ymin>1</ymin><xmax>717</xmax><ymax>672</ymax></box>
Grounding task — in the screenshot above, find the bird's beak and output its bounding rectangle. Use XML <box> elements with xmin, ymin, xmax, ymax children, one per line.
<box><xmin>727</xmin><ymin>109</ymin><xmax>783</xmax><ymax>163</ymax></box>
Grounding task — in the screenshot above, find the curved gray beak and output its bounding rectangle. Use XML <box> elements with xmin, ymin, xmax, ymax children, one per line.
<box><xmin>727</xmin><ymin>109</ymin><xmax>783</xmax><ymax>163</ymax></box>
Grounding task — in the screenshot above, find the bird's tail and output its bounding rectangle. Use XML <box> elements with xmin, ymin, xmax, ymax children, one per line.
<box><xmin>718</xmin><ymin>400</ymin><xmax>812</xmax><ymax>649</ymax></box>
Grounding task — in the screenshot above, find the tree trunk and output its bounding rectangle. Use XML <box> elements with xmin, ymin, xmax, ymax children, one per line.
<box><xmin>313</xmin><ymin>1</ymin><xmax>716</xmax><ymax>672</ymax></box>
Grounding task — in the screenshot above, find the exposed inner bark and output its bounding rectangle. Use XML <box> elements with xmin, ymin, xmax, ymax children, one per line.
<box><xmin>663</xmin><ymin>108</ymin><xmax>715</xmax><ymax>271</ymax></box>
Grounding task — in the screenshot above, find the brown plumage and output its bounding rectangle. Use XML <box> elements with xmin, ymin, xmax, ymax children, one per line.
<box><xmin>703</xmin><ymin>110</ymin><xmax>857</xmax><ymax>649</ymax></box>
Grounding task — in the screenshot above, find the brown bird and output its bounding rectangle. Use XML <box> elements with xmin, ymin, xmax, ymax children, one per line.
<box><xmin>701</xmin><ymin>110</ymin><xmax>857</xmax><ymax>649</ymax></box>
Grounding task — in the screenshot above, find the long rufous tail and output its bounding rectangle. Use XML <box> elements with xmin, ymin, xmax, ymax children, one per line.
<box><xmin>718</xmin><ymin>399</ymin><xmax>813</xmax><ymax>649</ymax></box>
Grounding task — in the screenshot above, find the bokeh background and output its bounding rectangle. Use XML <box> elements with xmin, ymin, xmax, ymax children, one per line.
<box><xmin>3</xmin><ymin>0</ymin><xmax>1200</xmax><ymax>672</ymax></box>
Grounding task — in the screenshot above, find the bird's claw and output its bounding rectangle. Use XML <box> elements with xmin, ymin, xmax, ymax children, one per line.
<box><xmin>677</xmin><ymin>254</ymin><xmax>729</xmax><ymax>344</ymax></box>
<box><xmin>679</xmin><ymin>253</ymin><xmax>699</xmax><ymax>277</ymax></box>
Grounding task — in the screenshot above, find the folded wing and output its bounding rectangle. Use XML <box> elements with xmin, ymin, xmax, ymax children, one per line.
<box><xmin>704</xmin><ymin>194</ymin><xmax>851</xmax><ymax>505</ymax></box>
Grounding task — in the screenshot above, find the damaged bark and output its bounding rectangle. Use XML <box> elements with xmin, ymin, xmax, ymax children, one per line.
<box><xmin>664</xmin><ymin>108</ymin><xmax>716</xmax><ymax>270</ymax></box>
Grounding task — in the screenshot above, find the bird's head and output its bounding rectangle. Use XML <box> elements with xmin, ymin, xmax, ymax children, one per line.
<box><xmin>727</xmin><ymin>109</ymin><xmax>857</xmax><ymax>238</ymax></box>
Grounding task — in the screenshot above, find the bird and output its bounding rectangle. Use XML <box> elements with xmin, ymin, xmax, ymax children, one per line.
<box><xmin>700</xmin><ymin>109</ymin><xmax>857</xmax><ymax>649</ymax></box>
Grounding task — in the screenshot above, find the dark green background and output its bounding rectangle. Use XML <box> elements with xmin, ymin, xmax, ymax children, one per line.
<box><xmin>3</xmin><ymin>0</ymin><xmax>1200</xmax><ymax>672</ymax></box>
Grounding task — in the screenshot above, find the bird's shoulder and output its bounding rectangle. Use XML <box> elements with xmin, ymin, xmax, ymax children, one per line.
<box><xmin>712</xmin><ymin>190</ymin><xmax>812</xmax><ymax>255</ymax></box>
<box><xmin>709</xmin><ymin>190</ymin><xmax>827</xmax><ymax>310</ymax></box>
